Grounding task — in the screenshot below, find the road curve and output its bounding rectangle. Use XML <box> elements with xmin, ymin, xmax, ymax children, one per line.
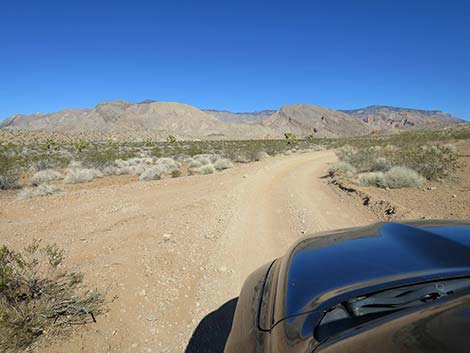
<box><xmin>0</xmin><ymin>150</ymin><xmax>376</xmax><ymax>353</ymax></box>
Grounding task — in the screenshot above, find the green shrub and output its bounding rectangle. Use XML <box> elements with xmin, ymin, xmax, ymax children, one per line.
<box><xmin>0</xmin><ymin>241</ymin><xmax>105</xmax><ymax>352</ymax></box>
<box><xmin>395</xmin><ymin>144</ymin><xmax>458</xmax><ymax>180</ymax></box>
<box><xmin>370</xmin><ymin>157</ymin><xmax>391</xmax><ymax>172</ymax></box>
<box><xmin>337</xmin><ymin>143</ymin><xmax>458</xmax><ymax>181</ymax></box>
<box><xmin>0</xmin><ymin>154</ymin><xmax>19</xmax><ymax>190</ymax></box>
<box><xmin>171</xmin><ymin>169</ymin><xmax>182</xmax><ymax>178</ymax></box>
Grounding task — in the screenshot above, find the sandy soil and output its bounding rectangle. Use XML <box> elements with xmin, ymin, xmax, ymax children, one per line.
<box><xmin>0</xmin><ymin>151</ymin><xmax>377</xmax><ymax>352</ymax></box>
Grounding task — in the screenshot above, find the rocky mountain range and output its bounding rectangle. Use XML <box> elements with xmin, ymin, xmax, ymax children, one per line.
<box><xmin>341</xmin><ymin>105</ymin><xmax>462</xmax><ymax>130</ymax></box>
<box><xmin>0</xmin><ymin>100</ymin><xmax>464</xmax><ymax>140</ymax></box>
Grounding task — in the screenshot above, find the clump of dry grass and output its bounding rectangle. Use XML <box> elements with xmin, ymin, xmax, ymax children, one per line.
<box><xmin>379</xmin><ymin>166</ymin><xmax>425</xmax><ymax>189</ymax></box>
<box><xmin>0</xmin><ymin>241</ymin><xmax>105</xmax><ymax>352</ymax></box>
<box><xmin>64</xmin><ymin>168</ymin><xmax>103</xmax><ymax>184</ymax></box>
<box><xmin>139</xmin><ymin>165</ymin><xmax>165</xmax><ymax>181</ymax></box>
<box><xmin>358</xmin><ymin>167</ymin><xmax>424</xmax><ymax>189</ymax></box>
<box><xmin>199</xmin><ymin>164</ymin><xmax>216</xmax><ymax>174</ymax></box>
<box><xmin>31</xmin><ymin>170</ymin><xmax>63</xmax><ymax>185</ymax></box>
<box><xmin>328</xmin><ymin>161</ymin><xmax>356</xmax><ymax>178</ymax></box>
<box><xmin>139</xmin><ymin>158</ymin><xmax>181</xmax><ymax>181</ymax></box>
<box><xmin>213</xmin><ymin>158</ymin><xmax>233</xmax><ymax>171</ymax></box>
<box><xmin>255</xmin><ymin>151</ymin><xmax>269</xmax><ymax>161</ymax></box>
<box><xmin>18</xmin><ymin>184</ymin><xmax>62</xmax><ymax>199</ymax></box>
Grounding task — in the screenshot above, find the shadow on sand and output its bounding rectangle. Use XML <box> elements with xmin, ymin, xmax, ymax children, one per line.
<box><xmin>185</xmin><ymin>298</ymin><xmax>238</xmax><ymax>353</ymax></box>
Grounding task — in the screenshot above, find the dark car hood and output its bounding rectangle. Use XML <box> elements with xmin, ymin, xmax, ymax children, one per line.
<box><xmin>278</xmin><ymin>221</ymin><xmax>470</xmax><ymax>321</ymax></box>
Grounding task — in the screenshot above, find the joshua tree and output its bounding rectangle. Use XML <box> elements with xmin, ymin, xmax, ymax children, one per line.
<box><xmin>73</xmin><ymin>139</ymin><xmax>88</xmax><ymax>153</ymax></box>
<box><xmin>167</xmin><ymin>135</ymin><xmax>177</xmax><ymax>143</ymax></box>
<box><xmin>284</xmin><ymin>132</ymin><xmax>297</xmax><ymax>145</ymax></box>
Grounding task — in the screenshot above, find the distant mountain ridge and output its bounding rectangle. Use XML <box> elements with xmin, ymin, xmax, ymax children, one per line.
<box><xmin>1</xmin><ymin>101</ymin><xmax>464</xmax><ymax>140</ymax></box>
<box><xmin>341</xmin><ymin>105</ymin><xmax>462</xmax><ymax>129</ymax></box>
<box><xmin>203</xmin><ymin>109</ymin><xmax>276</xmax><ymax>124</ymax></box>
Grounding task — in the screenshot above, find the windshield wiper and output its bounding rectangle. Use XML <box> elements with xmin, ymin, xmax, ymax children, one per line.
<box><xmin>347</xmin><ymin>278</ymin><xmax>470</xmax><ymax>316</ymax></box>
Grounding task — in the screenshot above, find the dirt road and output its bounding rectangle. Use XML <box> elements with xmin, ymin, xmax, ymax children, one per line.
<box><xmin>0</xmin><ymin>150</ymin><xmax>377</xmax><ymax>353</ymax></box>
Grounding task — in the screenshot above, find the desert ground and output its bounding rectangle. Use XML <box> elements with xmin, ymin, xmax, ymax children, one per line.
<box><xmin>1</xmin><ymin>150</ymin><xmax>382</xmax><ymax>353</ymax></box>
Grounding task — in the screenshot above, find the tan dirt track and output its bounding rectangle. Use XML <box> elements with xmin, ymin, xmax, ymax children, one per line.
<box><xmin>0</xmin><ymin>150</ymin><xmax>377</xmax><ymax>353</ymax></box>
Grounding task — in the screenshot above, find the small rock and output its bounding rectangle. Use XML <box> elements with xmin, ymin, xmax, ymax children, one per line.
<box><xmin>218</xmin><ymin>266</ymin><xmax>227</xmax><ymax>273</ymax></box>
<box><xmin>139</xmin><ymin>289</ymin><xmax>147</xmax><ymax>296</ymax></box>
<box><xmin>162</xmin><ymin>234</ymin><xmax>173</xmax><ymax>242</ymax></box>
<box><xmin>452</xmin><ymin>194</ymin><xmax>457</xmax><ymax>198</ymax></box>
<box><xmin>146</xmin><ymin>312</ymin><xmax>157</xmax><ymax>321</ymax></box>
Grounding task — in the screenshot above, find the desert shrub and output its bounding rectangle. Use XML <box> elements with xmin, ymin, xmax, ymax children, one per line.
<box><xmin>171</xmin><ymin>169</ymin><xmax>182</xmax><ymax>178</ymax></box>
<box><xmin>80</xmin><ymin>146</ymin><xmax>137</xmax><ymax>169</ymax></box>
<box><xmin>0</xmin><ymin>241</ymin><xmax>105</xmax><ymax>352</ymax></box>
<box><xmin>192</xmin><ymin>154</ymin><xmax>212</xmax><ymax>166</ymax></box>
<box><xmin>64</xmin><ymin>168</ymin><xmax>102</xmax><ymax>184</ymax></box>
<box><xmin>358</xmin><ymin>172</ymin><xmax>385</xmax><ymax>187</ymax></box>
<box><xmin>155</xmin><ymin>158</ymin><xmax>180</xmax><ymax>174</ymax></box>
<box><xmin>139</xmin><ymin>166</ymin><xmax>164</xmax><ymax>181</ymax></box>
<box><xmin>378</xmin><ymin>166</ymin><xmax>424</xmax><ymax>189</ymax></box>
<box><xmin>127</xmin><ymin>165</ymin><xmax>146</xmax><ymax>175</ymax></box>
<box><xmin>114</xmin><ymin>159</ymin><xmax>129</xmax><ymax>169</ymax></box>
<box><xmin>68</xmin><ymin>160</ymin><xmax>83</xmax><ymax>169</ymax></box>
<box><xmin>370</xmin><ymin>157</ymin><xmax>391</xmax><ymax>172</ymax></box>
<box><xmin>18</xmin><ymin>184</ymin><xmax>62</xmax><ymax>199</ymax></box>
<box><xmin>337</xmin><ymin>143</ymin><xmax>458</xmax><ymax>181</ymax></box>
<box><xmin>0</xmin><ymin>154</ymin><xmax>19</xmax><ymax>190</ymax></box>
<box><xmin>31</xmin><ymin>170</ymin><xmax>63</xmax><ymax>185</ymax></box>
<box><xmin>336</xmin><ymin>147</ymin><xmax>377</xmax><ymax>171</ymax></box>
<box><xmin>32</xmin><ymin>159</ymin><xmax>61</xmax><ymax>171</ymax></box>
<box><xmin>188</xmin><ymin>159</ymin><xmax>202</xmax><ymax>168</ymax></box>
<box><xmin>395</xmin><ymin>144</ymin><xmax>458</xmax><ymax>180</ymax></box>
<box><xmin>213</xmin><ymin>158</ymin><xmax>233</xmax><ymax>171</ymax></box>
<box><xmin>255</xmin><ymin>151</ymin><xmax>269</xmax><ymax>161</ymax></box>
<box><xmin>199</xmin><ymin>164</ymin><xmax>216</xmax><ymax>174</ymax></box>
<box><xmin>328</xmin><ymin>162</ymin><xmax>356</xmax><ymax>177</ymax></box>
<box><xmin>102</xmin><ymin>166</ymin><xmax>121</xmax><ymax>176</ymax></box>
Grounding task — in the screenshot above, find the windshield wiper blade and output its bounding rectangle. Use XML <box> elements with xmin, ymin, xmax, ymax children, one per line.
<box><xmin>347</xmin><ymin>278</ymin><xmax>470</xmax><ymax>317</ymax></box>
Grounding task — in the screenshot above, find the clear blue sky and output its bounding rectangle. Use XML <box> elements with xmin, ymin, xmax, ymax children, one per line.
<box><xmin>1</xmin><ymin>0</ymin><xmax>469</xmax><ymax>120</ymax></box>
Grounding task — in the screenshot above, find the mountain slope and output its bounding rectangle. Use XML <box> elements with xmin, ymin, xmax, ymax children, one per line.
<box><xmin>1</xmin><ymin>101</ymin><xmax>274</xmax><ymax>139</ymax></box>
<box><xmin>203</xmin><ymin>109</ymin><xmax>276</xmax><ymax>124</ymax></box>
<box><xmin>262</xmin><ymin>104</ymin><xmax>371</xmax><ymax>137</ymax></box>
<box><xmin>341</xmin><ymin>105</ymin><xmax>464</xmax><ymax>130</ymax></box>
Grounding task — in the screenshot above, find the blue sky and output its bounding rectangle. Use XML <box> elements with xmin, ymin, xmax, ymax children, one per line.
<box><xmin>1</xmin><ymin>0</ymin><xmax>469</xmax><ymax>120</ymax></box>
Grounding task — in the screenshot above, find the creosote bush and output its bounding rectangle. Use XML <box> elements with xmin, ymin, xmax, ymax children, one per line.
<box><xmin>0</xmin><ymin>241</ymin><xmax>105</xmax><ymax>352</ymax></box>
